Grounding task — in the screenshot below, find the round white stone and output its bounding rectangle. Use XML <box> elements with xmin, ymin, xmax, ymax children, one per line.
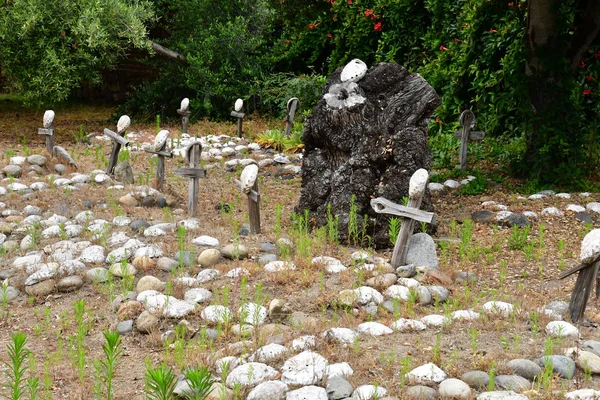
<box><xmin>409</xmin><ymin>169</ymin><xmax>429</xmax><ymax>197</ymax></box>
<box><xmin>192</xmin><ymin>235</ymin><xmax>220</xmax><ymax>247</ymax></box>
<box><xmin>352</xmin><ymin>385</ymin><xmax>388</xmax><ymax>400</ymax></box>
<box><xmin>225</xmin><ymin>362</ymin><xmax>278</xmax><ymax>388</ymax></box>
<box><xmin>581</xmin><ymin>229</ymin><xmax>600</xmax><ymax>263</ymax></box>
<box><xmin>184</xmin><ymin>288</ymin><xmax>212</xmax><ymax>304</ymax></box>
<box><xmin>154</xmin><ymin>130</ymin><xmax>170</xmax><ymax>150</ymax></box>
<box><xmin>286</xmin><ymin>386</ymin><xmax>327</xmax><ymax>400</ymax></box>
<box><xmin>281</xmin><ymin>351</ymin><xmax>328</xmax><ymax>385</ymax></box>
<box><xmin>201</xmin><ymin>305</ymin><xmax>232</xmax><ymax>324</ymax></box>
<box><xmin>354</xmin><ymin>286</ymin><xmax>383</xmax><ymax>305</ymax></box>
<box><xmin>452</xmin><ymin>309</ymin><xmax>480</xmax><ymax>321</ymax></box>
<box><xmin>327</xmin><ymin>362</ymin><xmax>354</xmax><ymax>378</ymax></box>
<box><xmin>239</xmin><ymin>302</ymin><xmax>267</xmax><ymax>325</ymax></box>
<box><xmin>483</xmin><ymin>301</ymin><xmax>515</xmax><ymax>317</ymax></box>
<box><xmin>240</xmin><ymin>164</ymin><xmax>259</xmax><ymax>194</ymax></box>
<box><xmin>420</xmin><ymin>314</ymin><xmax>450</xmax><ymax>327</ymax></box>
<box><xmin>384</xmin><ymin>285</ymin><xmax>410</xmax><ymax>301</ymax></box>
<box><xmin>546</xmin><ymin>321</ymin><xmax>579</xmax><ymax>337</ymax></box>
<box><xmin>247</xmin><ymin>381</ymin><xmax>289</xmax><ymax>400</ymax></box>
<box><xmin>406</xmin><ymin>363</ymin><xmax>447</xmax><ymax>384</ymax></box>
<box><xmin>180</xmin><ymin>98</ymin><xmax>189</xmax><ymax>112</ymax></box>
<box><xmin>357</xmin><ymin>322</ymin><xmax>393</xmax><ymax>336</ymax></box>
<box><xmin>390</xmin><ymin>318</ymin><xmax>427</xmax><ymax>332</ymax></box>
<box><xmin>116</xmin><ymin>115</ymin><xmax>131</xmax><ymax>134</ymax></box>
<box><xmin>249</xmin><ymin>343</ymin><xmax>287</xmax><ymax>363</ymax></box>
<box><xmin>234</xmin><ymin>98</ymin><xmax>243</xmax><ymax>112</ymax></box>
<box><xmin>312</xmin><ymin>256</ymin><xmax>347</xmax><ymax>273</ymax></box>
<box><xmin>323</xmin><ymin>328</ymin><xmax>358</xmax><ymax>345</ymax></box>
<box><xmin>43</xmin><ymin>110</ymin><xmax>55</xmax><ymax>128</ymax></box>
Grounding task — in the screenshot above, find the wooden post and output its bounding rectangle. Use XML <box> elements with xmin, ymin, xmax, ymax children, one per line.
<box><xmin>174</xmin><ymin>142</ymin><xmax>206</xmax><ymax>215</ymax></box>
<box><xmin>454</xmin><ymin>110</ymin><xmax>485</xmax><ymax>170</ymax></box>
<box><xmin>38</xmin><ymin>110</ymin><xmax>55</xmax><ymax>154</ymax></box>
<box><xmin>231</xmin><ymin>98</ymin><xmax>245</xmax><ymax>138</ymax></box>
<box><xmin>177</xmin><ymin>98</ymin><xmax>190</xmax><ymax>134</ymax></box>
<box><xmin>370</xmin><ymin>168</ymin><xmax>434</xmax><ymax>268</ymax></box>
<box><xmin>284</xmin><ymin>97</ymin><xmax>299</xmax><ymax>137</ymax></box>
<box><xmin>144</xmin><ymin>130</ymin><xmax>173</xmax><ymax>190</ymax></box>
<box><xmin>559</xmin><ymin>256</ymin><xmax>600</xmax><ymax>323</ymax></box>
<box><xmin>235</xmin><ymin>164</ymin><xmax>261</xmax><ymax>234</ymax></box>
<box><xmin>105</xmin><ymin>115</ymin><xmax>131</xmax><ymax>175</ymax></box>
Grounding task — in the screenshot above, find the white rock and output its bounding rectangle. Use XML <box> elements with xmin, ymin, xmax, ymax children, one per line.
<box><xmin>43</xmin><ymin>110</ymin><xmax>55</xmax><ymax>128</ymax></box>
<box><xmin>154</xmin><ymin>130</ymin><xmax>170</xmax><ymax>150</ymax></box>
<box><xmin>286</xmin><ymin>386</ymin><xmax>327</xmax><ymax>400</ymax></box>
<box><xmin>239</xmin><ymin>302</ymin><xmax>267</xmax><ymax>325</ymax></box>
<box><xmin>581</xmin><ymin>229</ymin><xmax>600</xmax><ymax>263</ymax></box>
<box><xmin>117</xmin><ymin>115</ymin><xmax>130</xmax><ymax>133</ymax></box>
<box><xmin>323</xmin><ymin>328</ymin><xmax>358</xmax><ymax>345</ymax></box>
<box><xmin>281</xmin><ymin>351</ymin><xmax>328</xmax><ymax>385</ymax></box>
<box><xmin>428</xmin><ymin>182</ymin><xmax>445</xmax><ymax>192</ymax></box>
<box><xmin>201</xmin><ymin>305</ymin><xmax>233</xmax><ymax>324</ymax></box>
<box><xmin>586</xmin><ymin>202</ymin><xmax>600</xmax><ymax>213</ymax></box>
<box><xmin>264</xmin><ymin>261</ymin><xmax>296</xmax><ymax>272</ymax></box>
<box><xmin>565</xmin><ymin>389</ymin><xmax>600</xmax><ymax>400</ymax></box>
<box><xmin>477</xmin><ymin>391</ymin><xmax>529</xmax><ymax>400</ymax></box>
<box><xmin>180</xmin><ymin>98</ymin><xmax>189</xmax><ymax>112</ymax></box>
<box><xmin>25</xmin><ymin>263</ymin><xmax>58</xmax><ymax>285</ymax></box>
<box><xmin>58</xmin><ymin>260</ymin><xmax>86</xmax><ymax>276</ymax></box>
<box><xmin>421</xmin><ymin>314</ymin><xmax>450</xmax><ymax>328</ymax></box>
<box><xmin>556</xmin><ymin>193</ymin><xmax>571</xmax><ymax>199</ymax></box>
<box><xmin>291</xmin><ymin>335</ymin><xmax>316</xmax><ymax>352</ymax></box>
<box><xmin>144</xmin><ymin>226</ymin><xmax>167</xmax><ymax>237</ymax></box>
<box><xmin>384</xmin><ymin>285</ymin><xmax>410</xmax><ymax>301</ymax></box>
<box><xmin>8</xmin><ymin>183</ymin><xmax>28</xmax><ymax>192</ymax></box>
<box><xmin>79</xmin><ymin>245</ymin><xmax>105</xmax><ymax>263</ymax></box>
<box><xmin>439</xmin><ymin>378</ymin><xmax>472</xmax><ymax>399</ymax></box>
<box><xmin>225</xmin><ymin>267</ymin><xmax>249</xmax><ymax>278</ymax></box>
<box><xmin>249</xmin><ymin>343</ymin><xmax>287</xmax><ymax>363</ymax></box>
<box><xmin>542</xmin><ymin>207</ymin><xmax>563</xmax><ymax>216</ymax></box>
<box><xmin>240</xmin><ymin>164</ymin><xmax>259</xmax><ymax>194</ymax></box>
<box><xmin>546</xmin><ymin>321</ymin><xmax>579</xmax><ymax>337</ymax></box>
<box><xmin>483</xmin><ymin>301</ymin><xmax>515</xmax><ymax>317</ymax></box>
<box><xmin>184</xmin><ymin>288</ymin><xmax>212</xmax><ymax>304</ymax></box>
<box><xmin>312</xmin><ymin>256</ymin><xmax>347</xmax><ymax>273</ymax></box>
<box><xmin>529</xmin><ymin>194</ymin><xmax>545</xmax><ymax>200</ymax></box>
<box><xmin>390</xmin><ymin>318</ymin><xmax>427</xmax><ymax>332</ymax></box>
<box><xmin>567</xmin><ymin>204</ymin><xmax>586</xmax><ymax>213</ymax></box>
<box><xmin>197</xmin><ymin>269</ymin><xmax>219</xmax><ymax>283</ymax></box>
<box><xmin>357</xmin><ymin>322</ymin><xmax>393</xmax><ymax>336</ymax></box>
<box><xmin>327</xmin><ymin>362</ymin><xmax>354</xmax><ymax>378</ymax></box>
<box><xmin>522</xmin><ymin>211</ymin><xmax>538</xmax><ymax>220</ymax></box>
<box><xmin>247</xmin><ymin>381</ymin><xmax>289</xmax><ymax>400</ymax></box>
<box><xmin>112</xmin><ymin>216</ymin><xmax>131</xmax><ymax>226</ymax></box>
<box><xmin>352</xmin><ymin>385</ymin><xmax>388</xmax><ymax>400</ymax></box>
<box><xmin>134</xmin><ymin>246</ymin><xmax>163</xmax><ymax>258</ymax></box>
<box><xmin>354</xmin><ymin>286</ymin><xmax>383</xmax><ymax>305</ymax></box>
<box><xmin>406</xmin><ymin>363</ymin><xmax>447</xmax><ymax>384</ymax></box>
<box><xmin>443</xmin><ymin>179</ymin><xmax>461</xmax><ymax>189</ymax></box>
<box><xmin>397</xmin><ymin>278</ymin><xmax>420</xmax><ymax>288</ymax></box>
<box><xmin>496</xmin><ymin>211</ymin><xmax>513</xmax><ymax>221</ymax></box>
<box><xmin>192</xmin><ymin>235</ymin><xmax>220</xmax><ymax>247</ymax></box>
<box><xmin>341</xmin><ymin>59</ymin><xmax>368</xmax><ymax>83</ymax></box>
<box><xmin>12</xmin><ymin>254</ymin><xmax>43</xmax><ymax>270</ymax></box>
<box><xmin>225</xmin><ymin>362</ymin><xmax>278</xmax><ymax>388</ymax></box>
<box><xmin>234</xmin><ymin>98</ymin><xmax>243</xmax><ymax>112</ymax></box>
<box><xmin>452</xmin><ymin>309</ymin><xmax>481</xmax><ymax>321</ymax></box>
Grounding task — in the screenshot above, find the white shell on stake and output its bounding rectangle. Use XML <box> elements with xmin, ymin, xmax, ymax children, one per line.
<box><xmin>43</xmin><ymin>110</ymin><xmax>55</xmax><ymax>128</ymax></box>
<box><xmin>234</xmin><ymin>98</ymin><xmax>244</xmax><ymax>112</ymax></box>
<box><xmin>180</xmin><ymin>98</ymin><xmax>189</xmax><ymax>112</ymax></box>
<box><xmin>117</xmin><ymin>115</ymin><xmax>131</xmax><ymax>134</ymax></box>
<box><xmin>287</xmin><ymin>97</ymin><xmax>299</xmax><ymax>111</ymax></box>
<box><xmin>240</xmin><ymin>164</ymin><xmax>259</xmax><ymax>194</ymax></box>
<box><xmin>408</xmin><ymin>168</ymin><xmax>429</xmax><ymax>198</ymax></box>
<box><xmin>341</xmin><ymin>59</ymin><xmax>368</xmax><ymax>83</ymax></box>
<box><xmin>154</xmin><ymin>130</ymin><xmax>170</xmax><ymax>150</ymax></box>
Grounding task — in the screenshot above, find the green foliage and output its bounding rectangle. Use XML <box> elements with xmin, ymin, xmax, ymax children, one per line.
<box><xmin>0</xmin><ymin>0</ymin><xmax>154</xmax><ymax>104</ymax></box>
<box><xmin>3</xmin><ymin>333</ymin><xmax>32</xmax><ymax>400</ymax></box>
<box><xmin>144</xmin><ymin>363</ymin><xmax>177</xmax><ymax>400</ymax></box>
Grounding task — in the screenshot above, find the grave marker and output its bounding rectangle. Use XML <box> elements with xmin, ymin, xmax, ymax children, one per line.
<box><xmin>284</xmin><ymin>97</ymin><xmax>299</xmax><ymax>137</ymax></box>
<box><xmin>235</xmin><ymin>164</ymin><xmax>261</xmax><ymax>234</ymax></box>
<box><xmin>144</xmin><ymin>129</ymin><xmax>173</xmax><ymax>190</ymax></box>
<box><xmin>38</xmin><ymin>110</ymin><xmax>55</xmax><ymax>154</ymax></box>
<box><xmin>174</xmin><ymin>141</ymin><xmax>206</xmax><ymax>215</ymax></box>
<box><xmin>454</xmin><ymin>110</ymin><xmax>485</xmax><ymax>170</ymax></box>
<box><xmin>177</xmin><ymin>98</ymin><xmax>191</xmax><ymax>134</ymax></box>
<box><xmin>370</xmin><ymin>168</ymin><xmax>435</xmax><ymax>268</ymax></box>
<box><xmin>231</xmin><ymin>98</ymin><xmax>245</xmax><ymax>138</ymax></box>
<box><xmin>105</xmin><ymin>115</ymin><xmax>131</xmax><ymax>175</ymax></box>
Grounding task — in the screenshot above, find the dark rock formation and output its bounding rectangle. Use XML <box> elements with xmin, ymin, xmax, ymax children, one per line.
<box><xmin>295</xmin><ymin>62</ymin><xmax>440</xmax><ymax>248</ymax></box>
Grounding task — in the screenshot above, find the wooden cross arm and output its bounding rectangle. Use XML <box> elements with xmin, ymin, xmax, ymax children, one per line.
<box><xmin>230</xmin><ymin>111</ymin><xmax>245</xmax><ymax>119</ymax></box>
<box><xmin>370</xmin><ymin>197</ymin><xmax>436</xmax><ymax>224</ymax></box>
<box><xmin>174</xmin><ymin>168</ymin><xmax>207</xmax><ymax>178</ymax></box>
<box><xmin>235</xmin><ymin>179</ymin><xmax>260</xmax><ymax>202</ymax></box>
<box><xmin>143</xmin><ymin>147</ymin><xmax>174</xmax><ymax>158</ymax></box>
<box><xmin>38</xmin><ymin>128</ymin><xmax>54</xmax><ymax>136</ymax></box>
<box><xmin>177</xmin><ymin>109</ymin><xmax>190</xmax><ymax>116</ymax></box>
<box><xmin>454</xmin><ymin>130</ymin><xmax>485</xmax><ymax>140</ymax></box>
<box><xmin>104</xmin><ymin>128</ymin><xmax>130</xmax><ymax>147</ymax></box>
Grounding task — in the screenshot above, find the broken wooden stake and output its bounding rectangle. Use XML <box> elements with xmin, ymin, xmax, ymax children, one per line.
<box><xmin>174</xmin><ymin>141</ymin><xmax>206</xmax><ymax>215</ymax></box>
<box><xmin>53</xmin><ymin>146</ymin><xmax>77</xmax><ymax>169</ymax></box>
<box><xmin>144</xmin><ymin>129</ymin><xmax>173</xmax><ymax>190</ymax></box>
<box><xmin>284</xmin><ymin>97</ymin><xmax>299</xmax><ymax>137</ymax></box>
<box><xmin>231</xmin><ymin>98</ymin><xmax>245</xmax><ymax>138</ymax></box>
<box><xmin>177</xmin><ymin>98</ymin><xmax>190</xmax><ymax>134</ymax></box>
<box><xmin>370</xmin><ymin>168</ymin><xmax>433</xmax><ymax>268</ymax></box>
<box><xmin>105</xmin><ymin>115</ymin><xmax>131</xmax><ymax>175</ymax></box>
<box><xmin>454</xmin><ymin>110</ymin><xmax>485</xmax><ymax>170</ymax></box>
<box><xmin>235</xmin><ymin>164</ymin><xmax>261</xmax><ymax>234</ymax></box>
<box><xmin>38</xmin><ymin>110</ymin><xmax>55</xmax><ymax>154</ymax></box>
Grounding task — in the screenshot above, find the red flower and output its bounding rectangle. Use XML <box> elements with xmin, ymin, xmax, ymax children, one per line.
<box><xmin>284</xmin><ymin>40</ymin><xmax>291</xmax><ymax>45</ymax></box>
<box><xmin>453</xmin><ymin>38</ymin><xmax>462</xmax><ymax>43</ymax></box>
<box><xmin>347</xmin><ymin>0</ymin><xmax>352</xmax><ymax>3</ymax></box>
<box><xmin>374</xmin><ymin>22</ymin><xmax>382</xmax><ymax>32</ymax></box>
<box><xmin>586</xmin><ymin>76</ymin><xmax>596</xmax><ymax>82</ymax></box>
<box><xmin>489</xmin><ymin>28</ymin><xmax>498</xmax><ymax>33</ymax></box>
<box><xmin>439</xmin><ymin>45</ymin><xmax>448</xmax><ymax>51</ymax></box>
<box><xmin>583</xmin><ymin>89</ymin><xmax>592</xmax><ymax>95</ymax></box>
<box><xmin>595</xmin><ymin>51</ymin><xmax>600</xmax><ymax>59</ymax></box>
<box><xmin>461</xmin><ymin>23</ymin><xmax>467</xmax><ymax>29</ymax></box>
<box><xmin>308</xmin><ymin>24</ymin><xmax>314</xmax><ymax>29</ymax></box>
<box><xmin>435</xmin><ymin>118</ymin><xmax>441</xmax><ymax>123</ymax></box>
<box><xmin>579</xmin><ymin>59</ymin><xmax>586</xmax><ymax>69</ymax></box>
<box><xmin>365</xmin><ymin>9</ymin><xmax>373</xmax><ymax>17</ymax></box>
<box><xmin>328</xmin><ymin>33</ymin><xmax>333</xmax><ymax>38</ymax></box>
<box><xmin>508</xmin><ymin>2</ymin><xmax>514</xmax><ymax>6</ymax></box>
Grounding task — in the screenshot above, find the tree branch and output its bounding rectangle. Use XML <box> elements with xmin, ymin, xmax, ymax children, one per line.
<box><xmin>150</xmin><ymin>41</ymin><xmax>188</xmax><ymax>65</ymax></box>
<box><xmin>567</xmin><ymin>0</ymin><xmax>600</xmax><ymax>72</ymax></box>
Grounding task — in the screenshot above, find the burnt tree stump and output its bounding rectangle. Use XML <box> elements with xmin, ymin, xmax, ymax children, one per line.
<box><xmin>295</xmin><ymin>60</ymin><xmax>440</xmax><ymax>247</ymax></box>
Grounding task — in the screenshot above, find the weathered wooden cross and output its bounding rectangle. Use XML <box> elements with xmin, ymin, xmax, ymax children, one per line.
<box><xmin>231</xmin><ymin>98</ymin><xmax>245</xmax><ymax>138</ymax></box>
<box><xmin>105</xmin><ymin>115</ymin><xmax>131</xmax><ymax>175</ymax></box>
<box><xmin>370</xmin><ymin>168</ymin><xmax>436</xmax><ymax>268</ymax></box>
<box><xmin>38</xmin><ymin>110</ymin><xmax>55</xmax><ymax>154</ymax></box>
<box><xmin>177</xmin><ymin>98</ymin><xmax>190</xmax><ymax>134</ymax></box>
<box><xmin>235</xmin><ymin>164</ymin><xmax>261</xmax><ymax>234</ymax></box>
<box><xmin>174</xmin><ymin>141</ymin><xmax>206</xmax><ymax>215</ymax></box>
<box><xmin>454</xmin><ymin>110</ymin><xmax>485</xmax><ymax>170</ymax></box>
<box><xmin>144</xmin><ymin>129</ymin><xmax>173</xmax><ymax>190</ymax></box>
<box><xmin>284</xmin><ymin>97</ymin><xmax>299</xmax><ymax>137</ymax></box>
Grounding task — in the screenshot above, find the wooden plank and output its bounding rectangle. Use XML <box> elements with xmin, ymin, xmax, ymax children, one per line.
<box><xmin>38</xmin><ymin>128</ymin><xmax>53</xmax><ymax>136</ymax></box>
<box><xmin>143</xmin><ymin>148</ymin><xmax>173</xmax><ymax>158</ymax></box>
<box><xmin>53</xmin><ymin>146</ymin><xmax>77</xmax><ymax>167</ymax></box>
<box><xmin>248</xmin><ymin>180</ymin><xmax>261</xmax><ymax>234</ymax></box>
<box><xmin>174</xmin><ymin>168</ymin><xmax>207</xmax><ymax>178</ymax></box>
<box><xmin>230</xmin><ymin>111</ymin><xmax>245</xmax><ymax>119</ymax></box>
<box><xmin>104</xmin><ymin>128</ymin><xmax>129</xmax><ymax>147</ymax></box>
<box><xmin>454</xmin><ymin>131</ymin><xmax>486</xmax><ymax>140</ymax></box>
<box><xmin>568</xmin><ymin>260</ymin><xmax>600</xmax><ymax>323</ymax></box>
<box><xmin>370</xmin><ymin>197</ymin><xmax>435</xmax><ymax>223</ymax></box>
<box><xmin>184</xmin><ymin>142</ymin><xmax>203</xmax><ymax>165</ymax></box>
<box><xmin>189</xmin><ymin>144</ymin><xmax>200</xmax><ymax>215</ymax></box>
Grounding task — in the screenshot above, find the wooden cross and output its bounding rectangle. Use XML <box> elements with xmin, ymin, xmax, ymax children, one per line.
<box><xmin>177</xmin><ymin>98</ymin><xmax>190</xmax><ymax>134</ymax></box>
<box><xmin>284</xmin><ymin>97</ymin><xmax>299</xmax><ymax>137</ymax></box>
<box><xmin>231</xmin><ymin>98</ymin><xmax>245</xmax><ymax>138</ymax></box>
<box><xmin>105</xmin><ymin>115</ymin><xmax>131</xmax><ymax>175</ymax></box>
<box><xmin>235</xmin><ymin>164</ymin><xmax>261</xmax><ymax>234</ymax></box>
<box><xmin>454</xmin><ymin>110</ymin><xmax>485</xmax><ymax>170</ymax></box>
<box><xmin>370</xmin><ymin>168</ymin><xmax>436</xmax><ymax>268</ymax></box>
<box><xmin>144</xmin><ymin>130</ymin><xmax>173</xmax><ymax>190</ymax></box>
<box><xmin>38</xmin><ymin>110</ymin><xmax>55</xmax><ymax>154</ymax></box>
<box><xmin>174</xmin><ymin>141</ymin><xmax>206</xmax><ymax>215</ymax></box>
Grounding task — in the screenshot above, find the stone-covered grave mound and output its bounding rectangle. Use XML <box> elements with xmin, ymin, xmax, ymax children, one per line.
<box><xmin>295</xmin><ymin>60</ymin><xmax>441</xmax><ymax>247</ymax></box>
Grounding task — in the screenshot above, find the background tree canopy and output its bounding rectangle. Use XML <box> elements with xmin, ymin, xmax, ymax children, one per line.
<box><xmin>1</xmin><ymin>0</ymin><xmax>600</xmax><ymax>186</ymax></box>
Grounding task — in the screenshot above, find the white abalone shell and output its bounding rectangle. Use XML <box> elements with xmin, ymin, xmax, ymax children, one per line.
<box><xmin>117</xmin><ymin>115</ymin><xmax>131</xmax><ymax>134</ymax></box>
<box><xmin>408</xmin><ymin>169</ymin><xmax>429</xmax><ymax>198</ymax></box>
<box><xmin>154</xmin><ymin>130</ymin><xmax>170</xmax><ymax>150</ymax></box>
<box><xmin>234</xmin><ymin>98</ymin><xmax>244</xmax><ymax>112</ymax></box>
<box><xmin>341</xmin><ymin>59</ymin><xmax>367</xmax><ymax>83</ymax></box>
<box><xmin>43</xmin><ymin>110</ymin><xmax>55</xmax><ymax>128</ymax></box>
<box><xmin>240</xmin><ymin>164</ymin><xmax>259</xmax><ymax>194</ymax></box>
<box><xmin>180</xmin><ymin>98</ymin><xmax>189</xmax><ymax>112</ymax></box>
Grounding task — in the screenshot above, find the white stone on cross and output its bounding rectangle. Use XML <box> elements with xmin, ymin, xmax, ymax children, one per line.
<box><xmin>341</xmin><ymin>59</ymin><xmax>368</xmax><ymax>83</ymax></box>
<box><xmin>370</xmin><ymin>168</ymin><xmax>435</xmax><ymax>268</ymax></box>
<box><xmin>235</xmin><ymin>164</ymin><xmax>261</xmax><ymax>234</ymax></box>
<box><xmin>454</xmin><ymin>110</ymin><xmax>485</xmax><ymax>170</ymax></box>
<box><xmin>231</xmin><ymin>98</ymin><xmax>245</xmax><ymax>138</ymax></box>
<box><xmin>143</xmin><ymin>129</ymin><xmax>173</xmax><ymax>190</ymax></box>
<box><xmin>105</xmin><ymin>115</ymin><xmax>131</xmax><ymax>175</ymax></box>
<box><xmin>38</xmin><ymin>110</ymin><xmax>55</xmax><ymax>154</ymax></box>
<box><xmin>177</xmin><ymin>98</ymin><xmax>191</xmax><ymax>134</ymax></box>
<box><xmin>284</xmin><ymin>97</ymin><xmax>299</xmax><ymax>138</ymax></box>
<box><xmin>174</xmin><ymin>141</ymin><xmax>206</xmax><ymax>215</ymax></box>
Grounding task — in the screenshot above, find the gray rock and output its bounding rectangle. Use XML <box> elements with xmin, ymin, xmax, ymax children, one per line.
<box><xmin>3</xmin><ymin>165</ymin><xmax>22</xmax><ymax>178</ymax></box>
<box><xmin>495</xmin><ymin>375</ymin><xmax>531</xmax><ymax>391</ymax></box>
<box><xmin>396</xmin><ymin>264</ymin><xmax>416</xmax><ymax>278</ymax></box>
<box><xmin>25</xmin><ymin>279</ymin><xmax>55</xmax><ymax>297</ymax></box>
<box><xmin>472</xmin><ymin>210</ymin><xmax>495</xmax><ymax>223</ymax></box>
<box><xmin>86</xmin><ymin>267</ymin><xmax>110</xmax><ymax>283</ymax></box>
<box><xmin>405</xmin><ymin>385</ymin><xmax>437</xmax><ymax>400</ymax></box>
<box><xmin>416</xmin><ymin>286</ymin><xmax>432</xmax><ymax>305</ymax></box>
<box><xmin>174</xmin><ymin>250</ymin><xmax>195</xmax><ymax>267</ymax></box>
<box><xmin>117</xmin><ymin>320</ymin><xmax>133</xmax><ymax>335</ymax></box>
<box><xmin>507</xmin><ymin>359</ymin><xmax>541</xmax><ymax>381</ymax></box>
<box><xmin>261</xmin><ymin>242</ymin><xmax>277</xmax><ymax>252</ymax></box>
<box><xmin>136</xmin><ymin>311</ymin><xmax>159</xmax><ymax>333</ymax></box>
<box><xmin>54</xmin><ymin>164</ymin><xmax>66</xmax><ymax>174</ymax></box>
<box><xmin>539</xmin><ymin>355</ymin><xmax>576</xmax><ymax>379</ymax></box>
<box><xmin>157</xmin><ymin>257</ymin><xmax>179</xmax><ymax>272</ymax></box>
<box><xmin>0</xmin><ymin>286</ymin><xmax>19</xmax><ymax>302</ymax></box>
<box><xmin>221</xmin><ymin>244</ymin><xmax>249</xmax><ymax>259</ymax></box>
<box><xmin>156</xmin><ymin>197</ymin><xmax>167</xmax><ymax>208</ymax></box>
<box><xmin>247</xmin><ymin>380</ymin><xmax>289</xmax><ymax>400</ymax></box>
<box><xmin>542</xmin><ymin>300</ymin><xmax>569</xmax><ymax>320</ymax></box>
<box><xmin>57</xmin><ymin>276</ymin><xmax>83</xmax><ymax>292</ymax></box>
<box><xmin>326</xmin><ymin>376</ymin><xmax>353</xmax><ymax>399</ymax></box>
<box><xmin>259</xmin><ymin>253</ymin><xmax>278</xmax><ymax>265</ymax></box>
<box><xmin>455</xmin><ymin>271</ymin><xmax>476</xmax><ymax>284</ymax></box>
<box><xmin>130</xmin><ymin>220</ymin><xmax>150</xmax><ymax>232</ymax></box>
<box><xmin>504</xmin><ymin>213</ymin><xmax>531</xmax><ymax>228</ymax></box>
<box><xmin>114</xmin><ymin>161</ymin><xmax>134</xmax><ymax>184</ymax></box>
<box><xmin>427</xmin><ymin>286</ymin><xmax>450</xmax><ymax>303</ymax></box>
<box><xmin>439</xmin><ymin>378</ymin><xmax>471</xmax><ymax>399</ymax></box>
<box><xmin>461</xmin><ymin>370</ymin><xmax>490</xmax><ymax>389</ymax></box>
<box><xmin>575</xmin><ymin>212</ymin><xmax>593</xmax><ymax>223</ymax></box>
<box><xmin>405</xmin><ymin>233</ymin><xmax>438</xmax><ymax>270</ymax></box>
<box><xmin>27</xmin><ymin>155</ymin><xmax>47</xmax><ymax>166</ymax></box>
<box><xmin>476</xmin><ymin>391</ymin><xmax>529</xmax><ymax>400</ymax></box>
<box><xmin>583</xmin><ymin>340</ymin><xmax>600</xmax><ymax>358</ymax></box>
